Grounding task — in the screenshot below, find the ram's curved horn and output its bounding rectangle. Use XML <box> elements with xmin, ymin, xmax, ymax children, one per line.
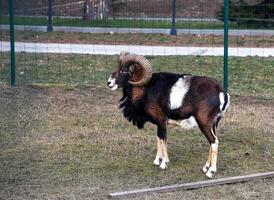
<box><xmin>120</xmin><ymin>53</ymin><xmax>152</xmax><ymax>86</ymax></box>
<box><xmin>118</xmin><ymin>51</ymin><xmax>129</xmax><ymax>64</ymax></box>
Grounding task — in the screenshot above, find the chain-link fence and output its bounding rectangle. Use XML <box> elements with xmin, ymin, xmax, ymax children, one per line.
<box><xmin>1</xmin><ymin>2</ymin><xmax>274</xmax><ymax>199</ymax></box>
<box><xmin>1</xmin><ymin>0</ymin><xmax>274</xmax><ymax>98</ymax></box>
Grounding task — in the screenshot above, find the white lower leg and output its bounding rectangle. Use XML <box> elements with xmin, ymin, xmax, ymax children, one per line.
<box><xmin>206</xmin><ymin>139</ymin><xmax>218</xmax><ymax>178</ymax></box>
<box><xmin>154</xmin><ymin>137</ymin><xmax>162</xmax><ymax>166</ymax></box>
<box><xmin>203</xmin><ymin>146</ymin><xmax>212</xmax><ymax>173</ymax></box>
<box><xmin>159</xmin><ymin>139</ymin><xmax>169</xmax><ymax>169</ymax></box>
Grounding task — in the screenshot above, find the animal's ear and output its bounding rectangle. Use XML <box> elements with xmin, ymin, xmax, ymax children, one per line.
<box><xmin>129</xmin><ymin>65</ymin><xmax>135</xmax><ymax>73</ymax></box>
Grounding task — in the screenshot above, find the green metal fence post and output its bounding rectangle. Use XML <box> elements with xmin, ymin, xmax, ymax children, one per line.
<box><xmin>223</xmin><ymin>0</ymin><xmax>229</xmax><ymax>91</ymax></box>
<box><xmin>9</xmin><ymin>0</ymin><xmax>16</xmax><ymax>86</ymax></box>
<box><xmin>170</xmin><ymin>0</ymin><xmax>177</xmax><ymax>35</ymax></box>
<box><xmin>47</xmin><ymin>0</ymin><xmax>53</xmax><ymax>32</ymax></box>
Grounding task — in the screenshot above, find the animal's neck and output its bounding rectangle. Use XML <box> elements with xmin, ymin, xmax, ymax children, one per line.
<box><xmin>121</xmin><ymin>84</ymin><xmax>144</xmax><ymax>104</ymax></box>
<box><xmin>132</xmin><ymin>86</ymin><xmax>145</xmax><ymax>103</ymax></box>
<box><xmin>119</xmin><ymin>84</ymin><xmax>148</xmax><ymax>129</ymax></box>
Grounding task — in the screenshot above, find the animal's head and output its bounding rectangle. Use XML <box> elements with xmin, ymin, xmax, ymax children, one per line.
<box><xmin>107</xmin><ymin>52</ymin><xmax>153</xmax><ymax>90</ymax></box>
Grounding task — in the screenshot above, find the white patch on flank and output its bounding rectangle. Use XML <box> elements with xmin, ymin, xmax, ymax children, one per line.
<box><xmin>169</xmin><ymin>77</ymin><xmax>189</xmax><ymax>110</ymax></box>
<box><xmin>107</xmin><ymin>76</ymin><xmax>118</xmax><ymax>90</ymax></box>
<box><xmin>179</xmin><ymin>116</ymin><xmax>198</xmax><ymax>130</ymax></box>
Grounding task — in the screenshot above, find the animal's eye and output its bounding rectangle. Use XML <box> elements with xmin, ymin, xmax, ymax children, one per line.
<box><xmin>120</xmin><ymin>70</ymin><xmax>128</xmax><ymax>74</ymax></box>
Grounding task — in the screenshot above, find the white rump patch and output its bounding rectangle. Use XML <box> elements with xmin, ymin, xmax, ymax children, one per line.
<box><xmin>224</xmin><ymin>93</ymin><xmax>230</xmax><ymax>113</ymax></box>
<box><xmin>219</xmin><ymin>92</ymin><xmax>225</xmax><ymax>111</ymax></box>
<box><xmin>219</xmin><ymin>92</ymin><xmax>230</xmax><ymax>113</ymax></box>
<box><xmin>169</xmin><ymin>77</ymin><xmax>189</xmax><ymax>110</ymax></box>
<box><xmin>179</xmin><ymin>116</ymin><xmax>198</xmax><ymax>130</ymax></box>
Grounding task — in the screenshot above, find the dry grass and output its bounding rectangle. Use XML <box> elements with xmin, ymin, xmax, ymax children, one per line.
<box><xmin>0</xmin><ymin>85</ymin><xmax>273</xmax><ymax>199</ymax></box>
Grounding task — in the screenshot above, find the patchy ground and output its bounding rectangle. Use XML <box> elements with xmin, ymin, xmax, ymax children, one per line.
<box><xmin>2</xmin><ymin>30</ymin><xmax>274</xmax><ymax>47</ymax></box>
<box><xmin>0</xmin><ymin>85</ymin><xmax>273</xmax><ymax>199</ymax></box>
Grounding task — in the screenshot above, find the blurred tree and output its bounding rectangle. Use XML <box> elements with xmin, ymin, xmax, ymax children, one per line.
<box><xmin>83</xmin><ymin>0</ymin><xmax>109</xmax><ymax>20</ymax></box>
<box><xmin>83</xmin><ymin>0</ymin><xmax>92</xmax><ymax>20</ymax></box>
<box><xmin>218</xmin><ymin>0</ymin><xmax>274</xmax><ymax>28</ymax></box>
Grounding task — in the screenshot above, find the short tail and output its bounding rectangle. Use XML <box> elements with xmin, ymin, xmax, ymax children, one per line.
<box><xmin>222</xmin><ymin>92</ymin><xmax>230</xmax><ymax>113</ymax></box>
<box><xmin>214</xmin><ymin>92</ymin><xmax>230</xmax><ymax>130</ymax></box>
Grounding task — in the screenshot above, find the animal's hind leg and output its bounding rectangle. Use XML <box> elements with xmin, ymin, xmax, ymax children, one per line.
<box><xmin>196</xmin><ymin>118</ymin><xmax>219</xmax><ymax>178</ymax></box>
<box><xmin>202</xmin><ymin>146</ymin><xmax>211</xmax><ymax>173</ymax></box>
<box><xmin>207</xmin><ymin>134</ymin><xmax>218</xmax><ymax>178</ymax></box>
<box><xmin>204</xmin><ymin>127</ymin><xmax>219</xmax><ymax>178</ymax></box>
<box><xmin>202</xmin><ymin>125</ymin><xmax>219</xmax><ymax>174</ymax></box>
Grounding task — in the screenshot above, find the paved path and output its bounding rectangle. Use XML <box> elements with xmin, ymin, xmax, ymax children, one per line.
<box><xmin>1</xmin><ymin>24</ymin><xmax>274</xmax><ymax>36</ymax></box>
<box><xmin>1</xmin><ymin>41</ymin><xmax>273</xmax><ymax>57</ymax></box>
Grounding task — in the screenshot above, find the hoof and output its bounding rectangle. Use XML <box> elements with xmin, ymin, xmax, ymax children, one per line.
<box><xmin>205</xmin><ymin>168</ymin><xmax>216</xmax><ymax>178</ymax></box>
<box><xmin>159</xmin><ymin>161</ymin><xmax>168</xmax><ymax>170</ymax></box>
<box><xmin>202</xmin><ymin>166</ymin><xmax>209</xmax><ymax>173</ymax></box>
<box><xmin>153</xmin><ymin>158</ymin><xmax>161</xmax><ymax>166</ymax></box>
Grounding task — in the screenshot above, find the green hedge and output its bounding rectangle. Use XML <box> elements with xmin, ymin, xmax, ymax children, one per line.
<box><xmin>219</xmin><ymin>0</ymin><xmax>274</xmax><ymax>28</ymax></box>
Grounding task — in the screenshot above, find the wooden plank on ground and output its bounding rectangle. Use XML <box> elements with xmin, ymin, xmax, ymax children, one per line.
<box><xmin>108</xmin><ymin>171</ymin><xmax>274</xmax><ymax>199</ymax></box>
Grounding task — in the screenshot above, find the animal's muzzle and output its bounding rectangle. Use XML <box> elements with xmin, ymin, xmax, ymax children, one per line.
<box><xmin>107</xmin><ymin>76</ymin><xmax>118</xmax><ymax>90</ymax></box>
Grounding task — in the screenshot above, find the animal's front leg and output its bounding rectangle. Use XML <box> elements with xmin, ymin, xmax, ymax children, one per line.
<box><xmin>157</xmin><ymin>125</ymin><xmax>169</xmax><ymax>170</ymax></box>
<box><xmin>153</xmin><ymin>137</ymin><xmax>162</xmax><ymax>166</ymax></box>
<box><xmin>160</xmin><ymin>139</ymin><xmax>169</xmax><ymax>169</ymax></box>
